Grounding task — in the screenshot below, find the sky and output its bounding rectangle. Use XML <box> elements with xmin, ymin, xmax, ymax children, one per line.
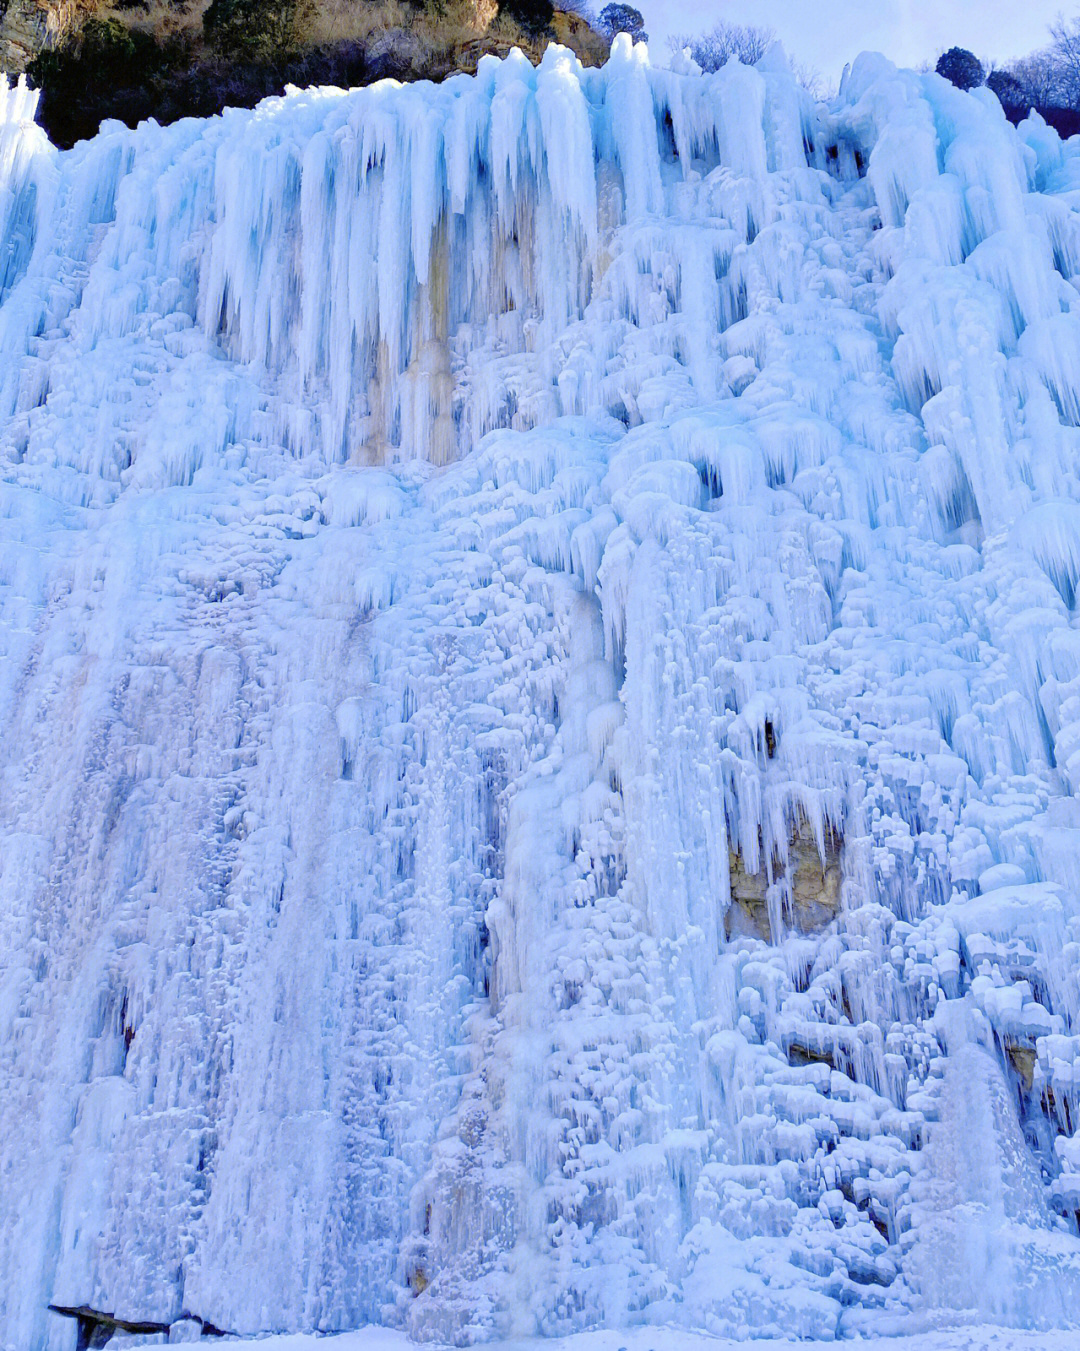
<box><xmin>637</xmin><ymin>1</ymin><xmax>1071</xmax><ymax>84</ymax></box>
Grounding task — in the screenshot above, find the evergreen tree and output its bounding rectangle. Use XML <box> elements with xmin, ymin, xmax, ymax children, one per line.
<box><xmin>936</xmin><ymin>47</ymin><xmax>985</xmax><ymax>90</ymax></box>
<box><xmin>597</xmin><ymin>4</ymin><xmax>646</xmax><ymax>44</ymax></box>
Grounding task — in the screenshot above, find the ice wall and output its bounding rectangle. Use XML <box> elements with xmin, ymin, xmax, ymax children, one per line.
<box><xmin>3</xmin><ymin>34</ymin><xmax>1080</xmax><ymax>1349</ymax></box>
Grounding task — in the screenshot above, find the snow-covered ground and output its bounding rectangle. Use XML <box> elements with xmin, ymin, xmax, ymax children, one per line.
<box><xmin>3</xmin><ymin>32</ymin><xmax>1080</xmax><ymax>1351</ymax></box>
<box><xmin>216</xmin><ymin>1328</ymin><xmax>1080</xmax><ymax>1351</ymax></box>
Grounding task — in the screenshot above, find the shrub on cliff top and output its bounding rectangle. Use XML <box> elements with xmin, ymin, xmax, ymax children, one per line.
<box><xmin>203</xmin><ymin>0</ymin><xmax>313</xmax><ymax>59</ymax></box>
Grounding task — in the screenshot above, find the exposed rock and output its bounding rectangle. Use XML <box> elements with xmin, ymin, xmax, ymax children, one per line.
<box><xmin>786</xmin><ymin>1040</ymin><xmax>836</xmax><ymax>1069</ymax></box>
<box><xmin>1042</xmin><ymin>1086</ymin><xmax>1077</xmax><ymax>1136</ymax></box>
<box><xmin>724</xmin><ymin>856</ymin><xmax>773</xmax><ymax>941</ymax></box>
<box><xmin>362</xmin><ymin>25</ymin><xmax>428</xmax><ymax>79</ymax></box>
<box><xmin>15</xmin><ymin>2</ymin><xmax>609</xmax><ymax>145</ymax></box>
<box><xmin>1006</xmin><ymin>1040</ymin><xmax>1037</xmax><ymax>1093</ymax></box>
<box><xmin>0</xmin><ymin>0</ymin><xmax>79</xmax><ymax>73</ymax></box>
<box><xmin>725</xmin><ymin>822</ymin><xmax>843</xmax><ymax>942</ymax></box>
<box><xmin>48</xmin><ymin>1306</ymin><xmax>227</xmax><ymax>1347</ymax></box>
<box><xmin>48</xmin><ymin>1305</ymin><xmax>170</xmax><ymax>1350</ymax></box>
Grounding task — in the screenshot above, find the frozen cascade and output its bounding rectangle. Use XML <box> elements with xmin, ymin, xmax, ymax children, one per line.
<box><xmin>4</xmin><ymin>32</ymin><xmax>1080</xmax><ymax>1348</ymax></box>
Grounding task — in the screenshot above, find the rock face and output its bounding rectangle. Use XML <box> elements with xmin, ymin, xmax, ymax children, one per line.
<box><xmin>6</xmin><ymin>3</ymin><xmax>611</xmax><ymax>147</ymax></box>
<box><xmin>0</xmin><ymin>0</ymin><xmax>76</xmax><ymax>72</ymax></box>
<box><xmin>4</xmin><ymin>38</ymin><xmax>1080</xmax><ymax>1351</ymax></box>
<box><xmin>725</xmin><ymin>822</ymin><xmax>843</xmax><ymax>942</ymax></box>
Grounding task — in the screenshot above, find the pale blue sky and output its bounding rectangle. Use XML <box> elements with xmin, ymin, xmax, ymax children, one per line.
<box><xmin>637</xmin><ymin>1</ymin><xmax>1070</xmax><ymax>82</ymax></box>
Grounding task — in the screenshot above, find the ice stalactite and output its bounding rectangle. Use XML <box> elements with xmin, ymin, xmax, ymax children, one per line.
<box><xmin>3</xmin><ymin>34</ymin><xmax>1080</xmax><ymax>1351</ymax></box>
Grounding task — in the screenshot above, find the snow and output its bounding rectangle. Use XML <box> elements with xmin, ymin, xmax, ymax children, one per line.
<box><xmin>147</xmin><ymin>1327</ymin><xmax>1080</xmax><ymax>1351</ymax></box>
<box><xmin>2</xmin><ymin>33</ymin><xmax>1080</xmax><ymax>1351</ymax></box>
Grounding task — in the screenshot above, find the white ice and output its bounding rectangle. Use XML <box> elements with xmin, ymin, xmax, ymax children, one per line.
<box><xmin>2</xmin><ymin>32</ymin><xmax>1080</xmax><ymax>1351</ymax></box>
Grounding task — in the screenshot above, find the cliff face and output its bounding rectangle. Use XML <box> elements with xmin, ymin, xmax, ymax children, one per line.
<box><xmin>2</xmin><ymin>0</ymin><xmax>609</xmax><ymax>145</ymax></box>
<box><xmin>3</xmin><ymin>41</ymin><xmax>1080</xmax><ymax>1350</ymax></box>
<box><xmin>0</xmin><ymin>0</ymin><xmax>79</xmax><ymax>71</ymax></box>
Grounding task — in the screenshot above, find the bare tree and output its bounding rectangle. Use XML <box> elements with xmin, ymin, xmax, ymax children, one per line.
<box><xmin>1048</xmin><ymin>12</ymin><xmax>1080</xmax><ymax>104</ymax></box>
<box><xmin>668</xmin><ymin>20</ymin><xmax>775</xmax><ymax>72</ymax></box>
<box><xmin>1007</xmin><ymin>51</ymin><xmax>1063</xmax><ymax>107</ymax></box>
<box><xmin>792</xmin><ymin>60</ymin><xmax>827</xmax><ymax>100</ymax></box>
<box><xmin>987</xmin><ymin>12</ymin><xmax>1080</xmax><ymax>113</ymax></box>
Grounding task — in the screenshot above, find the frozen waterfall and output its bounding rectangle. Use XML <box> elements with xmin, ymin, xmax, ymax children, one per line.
<box><xmin>2</xmin><ymin>33</ymin><xmax>1080</xmax><ymax>1349</ymax></box>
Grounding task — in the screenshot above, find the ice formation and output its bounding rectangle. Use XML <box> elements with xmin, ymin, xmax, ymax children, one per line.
<box><xmin>3</xmin><ymin>33</ymin><xmax>1080</xmax><ymax>1349</ymax></box>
